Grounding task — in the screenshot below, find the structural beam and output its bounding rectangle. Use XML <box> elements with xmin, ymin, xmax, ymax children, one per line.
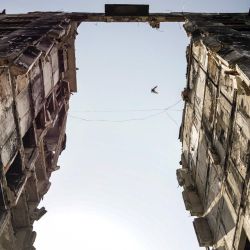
<box><xmin>65</xmin><ymin>11</ymin><xmax>248</xmax><ymax>23</ymax></box>
<box><xmin>66</xmin><ymin>12</ymin><xmax>186</xmax><ymax>23</ymax></box>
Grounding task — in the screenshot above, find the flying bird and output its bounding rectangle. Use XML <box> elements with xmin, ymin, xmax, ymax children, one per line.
<box><xmin>151</xmin><ymin>85</ymin><xmax>159</xmax><ymax>94</ymax></box>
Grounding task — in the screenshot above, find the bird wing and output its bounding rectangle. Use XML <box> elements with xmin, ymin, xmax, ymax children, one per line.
<box><xmin>152</xmin><ymin>85</ymin><xmax>158</xmax><ymax>91</ymax></box>
<box><xmin>151</xmin><ymin>86</ymin><xmax>158</xmax><ymax>93</ymax></box>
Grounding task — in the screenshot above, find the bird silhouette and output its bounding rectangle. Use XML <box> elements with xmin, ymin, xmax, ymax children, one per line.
<box><xmin>151</xmin><ymin>85</ymin><xmax>159</xmax><ymax>94</ymax></box>
<box><xmin>1</xmin><ymin>9</ymin><xmax>6</xmax><ymax>15</ymax></box>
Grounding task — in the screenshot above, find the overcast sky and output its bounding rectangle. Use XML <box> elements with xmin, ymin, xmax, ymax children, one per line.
<box><xmin>3</xmin><ymin>1</ymin><xmax>249</xmax><ymax>250</ymax></box>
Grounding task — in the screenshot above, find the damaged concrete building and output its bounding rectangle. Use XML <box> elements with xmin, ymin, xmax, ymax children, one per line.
<box><xmin>178</xmin><ymin>13</ymin><xmax>250</xmax><ymax>250</ymax></box>
<box><xmin>0</xmin><ymin>12</ymin><xmax>77</xmax><ymax>249</ymax></box>
<box><xmin>0</xmin><ymin>4</ymin><xmax>249</xmax><ymax>250</ymax></box>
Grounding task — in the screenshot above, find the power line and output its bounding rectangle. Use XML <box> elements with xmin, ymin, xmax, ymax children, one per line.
<box><xmin>69</xmin><ymin>99</ymin><xmax>182</xmax><ymax>124</ymax></box>
<box><xmin>71</xmin><ymin>108</ymin><xmax>168</xmax><ymax>113</ymax></box>
<box><xmin>164</xmin><ymin>99</ymin><xmax>182</xmax><ymax>110</ymax></box>
<box><xmin>70</xmin><ymin>100</ymin><xmax>182</xmax><ymax>113</ymax></box>
<box><xmin>165</xmin><ymin>112</ymin><xmax>179</xmax><ymax>126</ymax></box>
<box><xmin>69</xmin><ymin>110</ymin><xmax>168</xmax><ymax>123</ymax></box>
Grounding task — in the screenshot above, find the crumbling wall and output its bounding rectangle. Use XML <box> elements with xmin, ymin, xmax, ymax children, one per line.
<box><xmin>0</xmin><ymin>13</ymin><xmax>78</xmax><ymax>250</ymax></box>
<box><xmin>178</xmin><ymin>14</ymin><xmax>250</xmax><ymax>250</ymax></box>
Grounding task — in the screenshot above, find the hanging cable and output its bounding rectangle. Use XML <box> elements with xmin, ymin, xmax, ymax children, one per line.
<box><xmin>71</xmin><ymin>108</ymin><xmax>168</xmax><ymax>113</ymax></box>
<box><xmin>70</xmin><ymin>100</ymin><xmax>182</xmax><ymax>113</ymax></box>
<box><xmin>165</xmin><ymin>112</ymin><xmax>179</xmax><ymax>126</ymax></box>
<box><xmin>69</xmin><ymin>110</ymin><xmax>167</xmax><ymax>123</ymax></box>
<box><xmin>69</xmin><ymin>99</ymin><xmax>182</xmax><ymax>123</ymax></box>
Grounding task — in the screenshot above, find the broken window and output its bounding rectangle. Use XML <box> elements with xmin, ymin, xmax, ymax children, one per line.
<box><xmin>22</xmin><ymin>124</ymin><xmax>36</xmax><ymax>149</ymax></box>
<box><xmin>218</xmin><ymin>128</ymin><xmax>226</xmax><ymax>145</ymax></box>
<box><xmin>0</xmin><ymin>183</ymin><xmax>7</xmax><ymax>209</ymax></box>
<box><xmin>55</xmin><ymin>83</ymin><xmax>65</xmax><ymax>107</ymax></box>
<box><xmin>45</xmin><ymin>93</ymin><xmax>56</xmax><ymax>121</ymax></box>
<box><xmin>58</xmin><ymin>49</ymin><xmax>65</xmax><ymax>74</ymax></box>
<box><xmin>22</xmin><ymin>124</ymin><xmax>37</xmax><ymax>165</ymax></box>
<box><xmin>244</xmin><ymin>237</ymin><xmax>250</xmax><ymax>250</ymax></box>
<box><xmin>35</xmin><ymin>106</ymin><xmax>46</xmax><ymax>130</ymax></box>
<box><xmin>5</xmin><ymin>153</ymin><xmax>24</xmax><ymax>192</ymax></box>
<box><xmin>47</xmin><ymin>94</ymin><xmax>55</xmax><ymax>114</ymax></box>
<box><xmin>238</xmin><ymin>228</ymin><xmax>250</xmax><ymax>250</ymax></box>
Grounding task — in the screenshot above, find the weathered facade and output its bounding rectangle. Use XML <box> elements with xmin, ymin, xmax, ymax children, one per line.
<box><xmin>178</xmin><ymin>13</ymin><xmax>250</xmax><ymax>250</ymax></box>
<box><xmin>0</xmin><ymin>13</ymin><xmax>78</xmax><ymax>249</ymax></box>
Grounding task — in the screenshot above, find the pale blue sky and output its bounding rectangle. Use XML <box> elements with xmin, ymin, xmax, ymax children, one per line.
<box><xmin>3</xmin><ymin>1</ymin><xmax>249</xmax><ymax>250</ymax></box>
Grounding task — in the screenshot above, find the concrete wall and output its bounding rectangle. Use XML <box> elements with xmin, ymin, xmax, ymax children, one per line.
<box><xmin>178</xmin><ymin>14</ymin><xmax>250</xmax><ymax>250</ymax></box>
<box><xmin>0</xmin><ymin>13</ymin><xmax>78</xmax><ymax>250</ymax></box>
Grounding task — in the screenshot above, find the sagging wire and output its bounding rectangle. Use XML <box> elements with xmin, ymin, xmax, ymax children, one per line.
<box><xmin>71</xmin><ymin>108</ymin><xmax>183</xmax><ymax>113</ymax></box>
<box><xmin>69</xmin><ymin>99</ymin><xmax>182</xmax><ymax>124</ymax></box>
<box><xmin>70</xmin><ymin>110</ymin><xmax>167</xmax><ymax>123</ymax></box>
<box><xmin>71</xmin><ymin>108</ymin><xmax>168</xmax><ymax>113</ymax></box>
<box><xmin>165</xmin><ymin>112</ymin><xmax>179</xmax><ymax>126</ymax></box>
<box><xmin>71</xmin><ymin>100</ymin><xmax>182</xmax><ymax>114</ymax></box>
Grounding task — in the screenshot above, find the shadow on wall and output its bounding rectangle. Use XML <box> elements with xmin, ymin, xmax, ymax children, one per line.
<box><xmin>206</xmin><ymin>195</ymin><xmax>235</xmax><ymax>244</ymax></box>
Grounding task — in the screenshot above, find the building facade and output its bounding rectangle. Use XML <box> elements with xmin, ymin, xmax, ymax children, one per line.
<box><xmin>178</xmin><ymin>13</ymin><xmax>250</xmax><ymax>250</ymax></box>
<box><xmin>0</xmin><ymin>12</ymin><xmax>78</xmax><ymax>249</ymax></box>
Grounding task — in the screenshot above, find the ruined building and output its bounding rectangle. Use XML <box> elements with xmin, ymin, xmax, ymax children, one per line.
<box><xmin>0</xmin><ymin>12</ymin><xmax>77</xmax><ymax>249</ymax></box>
<box><xmin>0</xmin><ymin>5</ymin><xmax>249</xmax><ymax>250</ymax></box>
<box><xmin>178</xmin><ymin>13</ymin><xmax>250</xmax><ymax>250</ymax></box>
